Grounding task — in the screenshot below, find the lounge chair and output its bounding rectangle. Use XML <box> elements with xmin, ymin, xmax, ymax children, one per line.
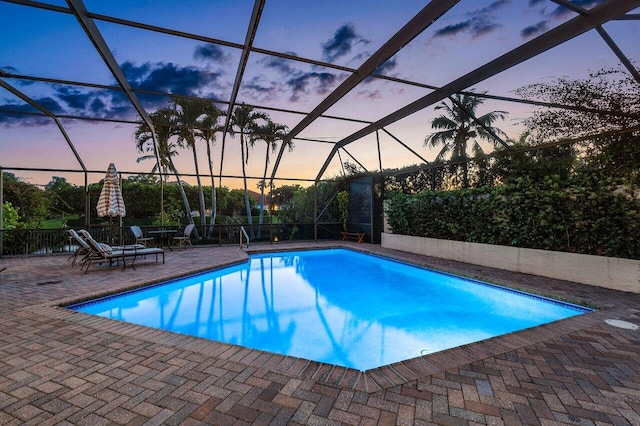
<box><xmin>78</xmin><ymin>230</ymin><xmax>164</xmax><ymax>273</ymax></box>
<box><xmin>72</xmin><ymin>229</ymin><xmax>130</xmax><ymax>269</ymax></box>
<box><xmin>130</xmin><ymin>225</ymin><xmax>154</xmax><ymax>247</ymax></box>
<box><xmin>67</xmin><ymin>229</ymin><xmax>94</xmax><ymax>267</ymax></box>
<box><xmin>173</xmin><ymin>224</ymin><xmax>195</xmax><ymax>249</ymax></box>
<box><xmin>68</xmin><ymin>229</ymin><xmax>145</xmax><ymax>268</ymax></box>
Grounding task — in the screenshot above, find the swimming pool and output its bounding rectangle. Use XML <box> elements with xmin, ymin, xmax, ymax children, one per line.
<box><xmin>69</xmin><ymin>248</ymin><xmax>590</xmax><ymax>371</ymax></box>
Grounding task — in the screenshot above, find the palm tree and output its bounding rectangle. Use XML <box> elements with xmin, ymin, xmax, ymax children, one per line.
<box><xmin>228</xmin><ymin>104</ymin><xmax>268</xmax><ymax>239</ymax></box>
<box><xmin>249</xmin><ymin>120</ymin><xmax>290</xmax><ymax>238</ymax></box>
<box><xmin>135</xmin><ymin>107</ymin><xmax>179</xmax><ymax>181</ymax></box>
<box><xmin>196</xmin><ymin>106</ymin><xmax>225</xmax><ymax>237</ymax></box>
<box><xmin>173</xmin><ymin>98</ymin><xmax>214</xmax><ymax>229</ymax></box>
<box><xmin>425</xmin><ymin>92</ymin><xmax>508</xmax><ymax>187</ymax></box>
<box><xmin>134</xmin><ymin>107</ymin><xmax>195</xmax><ymax>228</ymax></box>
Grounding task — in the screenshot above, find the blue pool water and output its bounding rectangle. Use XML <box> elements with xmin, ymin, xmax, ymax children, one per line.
<box><xmin>70</xmin><ymin>249</ymin><xmax>590</xmax><ymax>371</ymax></box>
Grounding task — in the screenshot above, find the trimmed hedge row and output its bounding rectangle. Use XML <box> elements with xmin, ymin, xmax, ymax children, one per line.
<box><xmin>386</xmin><ymin>177</ymin><xmax>640</xmax><ymax>259</ymax></box>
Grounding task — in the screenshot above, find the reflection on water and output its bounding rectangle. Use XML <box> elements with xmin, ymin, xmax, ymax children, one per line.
<box><xmin>72</xmin><ymin>249</ymin><xmax>589</xmax><ymax>371</ymax></box>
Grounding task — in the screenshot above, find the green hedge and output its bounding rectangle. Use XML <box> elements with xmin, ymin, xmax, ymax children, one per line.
<box><xmin>386</xmin><ymin>177</ymin><xmax>640</xmax><ymax>259</ymax></box>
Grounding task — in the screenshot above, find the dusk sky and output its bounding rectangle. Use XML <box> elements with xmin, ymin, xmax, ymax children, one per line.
<box><xmin>1</xmin><ymin>0</ymin><xmax>638</xmax><ymax>189</ymax></box>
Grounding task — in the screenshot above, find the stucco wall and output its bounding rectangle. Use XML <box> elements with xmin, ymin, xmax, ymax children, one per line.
<box><xmin>381</xmin><ymin>233</ymin><xmax>640</xmax><ymax>294</ymax></box>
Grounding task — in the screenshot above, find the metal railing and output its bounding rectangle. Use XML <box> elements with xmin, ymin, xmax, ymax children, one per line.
<box><xmin>239</xmin><ymin>226</ymin><xmax>250</xmax><ymax>248</ymax></box>
<box><xmin>0</xmin><ymin>222</ymin><xmax>346</xmax><ymax>256</ymax></box>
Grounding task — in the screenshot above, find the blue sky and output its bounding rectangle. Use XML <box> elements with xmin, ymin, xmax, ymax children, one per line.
<box><xmin>0</xmin><ymin>0</ymin><xmax>638</xmax><ymax>187</ymax></box>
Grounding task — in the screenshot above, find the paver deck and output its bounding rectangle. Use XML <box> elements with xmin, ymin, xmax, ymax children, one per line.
<box><xmin>1</xmin><ymin>241</ymin><xmax>639</xmax><ymax>425</ymax></box>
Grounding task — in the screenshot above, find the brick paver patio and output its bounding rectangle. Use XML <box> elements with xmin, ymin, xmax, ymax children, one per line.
<box><xmin>1</xmin><ymin>242</ymin><xmax>639</xmax><ymax>425</ymax></box>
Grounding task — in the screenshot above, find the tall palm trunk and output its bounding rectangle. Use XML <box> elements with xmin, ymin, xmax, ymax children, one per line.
<box><xmin>205</xmin><ymin>138</ymin><xmax>217</xmax><ymax>238</ymax></box>
<box><xmin>257</xmin><ymin>149</ymin><xmax>270</xmax><ymax>239</ymax></box>
<box><xmin>173</xmin><ymin>99</ymin><xmax>212</xmax><ymax>236</ymax></box>
<box><xmin>230</xmin><ymin>104</ymin><xmax>268</xmax><ymax>240</ymax></box>
<box><xmin>455</xmin><ymin>136</ymin><xmax>470</xmax><ymax>188</ymax></box>
<box><xmin>240</xmin><ymin>132</ymin><xmax>254</xmax><ymax>239</ymax></box>
<box><xmin>189</xmin><ymin>134</ymin><xmax>207</xmax><ymax>228</ymax></box>
<box><xmin>166</xmin><ymin>160</ymin><xmax>197</xmax><ymax>237</ymax></box>
<box><xmin>462</xmin><ymin>161</ymin><xmax>469</xmax><ymax>188</ymax></box>
<box><xmin>168</xmin><ymin>159</ymin><xmax>199</xmax><ymax>240</ymax></box>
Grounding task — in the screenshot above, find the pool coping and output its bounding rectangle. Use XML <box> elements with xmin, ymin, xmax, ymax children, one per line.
<box><xmin>38</xmin><ymin>244</ymin><xmax>616</xmax><ymax>394</ymax></box>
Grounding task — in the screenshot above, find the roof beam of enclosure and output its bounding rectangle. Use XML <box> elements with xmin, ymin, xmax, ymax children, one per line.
<box><xmin>3</xmin><ymin>0</ymin><xmax>429</xmax><ymax>87</ymax></box>
<box><xmin>0</xmin><ymin>107</ymin><xmax>374</xmax><ymax>132</ymax></box>
<box><xmin>65</xmin><ymin>0</ymin><xmax>153</xmax><ymax>130</ymax></box>
<box><xmin>0</xmin><ymin>78</ymin><xmax>87</xmax><ymax>172</ymax></box>
<box><xmin>465</xmin><ymin>91</ymin><xmax>640</xmax><ymax>120</ymax></box>
<box><xmin>217</xmin><ymin>0</ymin><xmax>266</xmax><ymax>182</ymax></box>
<box><xmin>388</xmin><ymin>124</ymin><xmax>640</xmax><ymax>178</ymax></box>
<box><xmin>65</xmin><ymin>0</ymin><xmax>163</xmax><ymax>182</ymax></box>
<box><xmin>341</xmin><ymin>147</ymin><xmax>368</xmax><ymax>174</ymax></box>
<box><xmin>8</xmin><ymin>1</ymin><xmax>637</xmax><ymax>124</ymax></box>
<box><xmin>549</xmin><ymin>0</ymin><xmax>640</xmax><ymax>84</ymax></box>
<box><xmin>6</xmin><ymin>71</ymin><xmax>637</xmax><ymax>126</ymax></box>
<box><xmin>0</xmin><ymin>108</ymin><xmax>140</xmax><ymax>125</ymax></box>
<box><xmin>596</xmin><ymin>26</ymin><xmax>640</xmax><ymax>84</ymax></box>
<box><xmin>269</xmin><ymin>0</ymin><xmax>460</xmax><ymax>184</ymax></box>
<box><xmin>293</xmin><ymin>137</ymin><xmax>341</xmax><ymax>144</ymax></box>
<box><xmin>0</xmin><ymin>73</ymin><xmax>373</xmax><ymax>126</ymax></box>
<box><xmin>314</xmin><ymin>0</ymin><xmax>640</xmax><ymax>182</ymax></box>
<box><xmin>3</xmin><ymin>0</ymin><xmax>435</xmax><ymax>92</ymax></box>
<box><xmin>2</xmin><ymin>0</ymin><xmax>67</xmax><ymax>13</ymax></box>
<box><xmin>11</xmin><ymin>0</ymin><xmax>639</xmax><ymax>111</ymax></box>
<box><xmin>381</xmin><ymin>129</ymin><xmax>430</xmax><ymax>165</ymax></box>
<box><xmin>7</xmin><ymin>65</ymin><xmax>638</xmax><ymax>134</ymax></box>
<box><xmin>548</xmin><ymin>0</ymin><xmax>587</xmax><ymax>15</ymax></box>
<box><xmin>89</xmin><ymin>11</ymin><xmax>354</xmax><ymax>75</ymax></box>
<box><xmin>616</xmin><ymin>14</ymin><xmax>640</xmax><ymax>20</ymax></box>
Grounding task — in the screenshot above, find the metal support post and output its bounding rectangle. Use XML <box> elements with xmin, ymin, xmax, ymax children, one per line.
<box><xmin>0</xmin><ymin>168</ymin><xmax>3</xmax><ymax>257</ymax></box>
<box><xmin>313</xmin><ymin>183</ymin><xmax>318</xmax><ymax>241</ymax></box>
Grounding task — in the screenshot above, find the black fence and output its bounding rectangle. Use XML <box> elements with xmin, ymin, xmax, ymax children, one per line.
<box><xmin>0</xmin><ymin>222</ymin><xmax>347</xmax><ymax>256</ymax></box>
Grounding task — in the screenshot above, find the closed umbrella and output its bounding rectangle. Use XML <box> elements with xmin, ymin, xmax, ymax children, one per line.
<box><xmin>97</xmin><ymin>163</ymin><xmax>126</xmax><ymax>243</ymax></box>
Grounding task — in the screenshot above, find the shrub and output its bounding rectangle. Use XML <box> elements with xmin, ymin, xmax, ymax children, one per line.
<box><xmin>386</xmin><ymin>176</ymin><xmax>640</xmax><ymax>259</ymax></box>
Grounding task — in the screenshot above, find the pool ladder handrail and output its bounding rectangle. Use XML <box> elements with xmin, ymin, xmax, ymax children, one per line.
<box><xmin>240</xmin><ymin>226</ymin><xmax>249</xmax><ymax>249</ymax></box>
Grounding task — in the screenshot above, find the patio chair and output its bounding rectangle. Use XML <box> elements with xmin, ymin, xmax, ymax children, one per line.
<box><xmin>78</xmin><ymin>229</ymin><xmax>164</xmax><ymax>273</ymax></box>
<box><xmin>130</xmin><ymin>225</ymin><xmax>154</xmax><ymax>247</ymax></box>
<box><xmin>173</xmin><ymin>224</ymin><xmax>194</xmax><ymax>249</ymax></box>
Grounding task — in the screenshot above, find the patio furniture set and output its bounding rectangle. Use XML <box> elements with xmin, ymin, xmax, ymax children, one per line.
<box><xmin>66</xmin><ymin>225</ymin><xmax>193</xmax><ymax>273</ymax></box>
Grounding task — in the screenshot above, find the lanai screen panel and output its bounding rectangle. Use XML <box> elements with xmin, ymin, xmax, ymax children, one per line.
<box><xmin>474</xmin><ymin>29</ymin><xmax>633</xmax><ymax>99</ymax></box>
<box><xmin>237</xmin><ymin>52</ymin><xmax>352</xmax><ymax>113</ymax></box>
<box><xmin>252</xmin><ymin>0</ymin><xmax>429</xmax><ymax>70</ymax></box>
<box><xmin>0</xmin><ymin>0</ymin><xmax>638</xmax><ymax>188</ymax></box>
<box><xmin>83</xmin><ymin>0</ymin><xmax>254</xmax><ymax>44</ymax></box>
<box><xmin>0</xmin><ymin>3</ymin><xmax>115</xmax><ymax>84</ymax></box>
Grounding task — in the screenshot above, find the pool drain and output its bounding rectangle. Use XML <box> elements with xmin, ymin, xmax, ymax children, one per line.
<box><xmin>37</xmin><ymin>280</ymin><xmax>63</xmax><ymax>286</ymax></box>
<box><xmin>604</xmin><ymin>319</ymin><xmax>639</xmax><ymax>331</ymax></box>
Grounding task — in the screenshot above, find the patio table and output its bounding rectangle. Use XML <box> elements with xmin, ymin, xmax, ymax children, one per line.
<box><xmin>148</xmin><ymin>229</ymin><xmax>177</xmax><ymax>251</ymax></box>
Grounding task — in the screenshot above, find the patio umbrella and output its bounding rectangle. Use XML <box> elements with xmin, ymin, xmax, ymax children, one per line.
<box><xmin>97</xmin><ymin>163</ymin><xmax>126</xmax><ymax>243</ymax></box>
